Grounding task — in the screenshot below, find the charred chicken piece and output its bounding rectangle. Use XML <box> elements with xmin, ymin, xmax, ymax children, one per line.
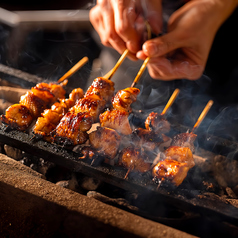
<box><xmin>0</xmin><ymin>104</ymin><xmax>33</xmax><ymax>131</ymax></box>
<box><xmin>152</xmin><ymin>159</ymin><xmax>190</xmax><ymax>186</ymax></box>
<box><xmin>69</xmin><ymin>87</ymin><xmax>84</xmax><ymax>103</ymax></box>
<box><xmin>152</xmin><ymin>145</ymin><xmax>195</xmax><ymax>186</ymax></box>
<box><xmin>99</xmin><ymin>109</ymin><xmax>132</xmax><ymax>135</ymax></box>
<box><xmin>85</xmin><ymin>77</ymin><xmax>115</xmax><ymax>103</ymax></box>
<box><xmin>71</xmin><ymin>94</ymin><xmax>106</xmax><ymax>122</ymax></box>
<box><xmin>99</xmin><ymin>87</ymin><xmax>140</xmax><ymax>135</ymax></box>
<box><xmin>164</xmin><ymin>146</ymin><xmax>195</xmax><ymax>169</ymax></box>
<box><xmin>1</xmin><ymin>82</ymin><xmax>66</xmax><ymax>130</ymax></box>
<box><xmin>112</xmin><ymin>87</ymin><xmax>140</xmax><ymax>113</ymax></box>
<box><xmin>41</xmin><ymin>109</ymin><xmax>63</xmax><ymax>125</ymax></box>
<box><xmin>33</xmin><ymin>117</ymin><xmax>56</xmax><ymax>142</ymax></box>
<box><xmin>33</xmin><ymin>82</ymin><xmax>66</xmax><ymax>102</ymax></box>
<box><xmin>89</xmin><ymin>126</ymin><xmax>121</xmax><ymax>160</ymax></box>
<box><xmin>171</xmin><ymin>132</ymin><xmax>197</xmax><ymax>153</ymax></box>
<box><xmin>118</xmin><ymin>147</ymin><xmax>151</xmax><ymax>178</ymax></box>
<box><xmin>19</xmin><ymin>91</ymin><xmax>51</xmax><ymax>118</ymax></box>
<box><xmin>52</xmin><ymin>111</ymin><xmax>92</xmax><ymax>146</ymax></box>
<box><xmin>145</xmin><ymin>112</ymin><xmax>170</xmax><ymax>134</ymax></box>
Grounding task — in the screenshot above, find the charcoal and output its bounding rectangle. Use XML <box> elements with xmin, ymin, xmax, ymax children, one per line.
<box><xmin>4</xmin><ymin>144</ymin><xmax>23</xmax><ymax>160</ymax></box>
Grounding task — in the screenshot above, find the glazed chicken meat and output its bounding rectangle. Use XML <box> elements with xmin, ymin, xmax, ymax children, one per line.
<box><xmin>1</xmin><ymin>82</ymin><xmax>66</xmax><ymax>131</ymax></box>
<box><xmin>100</xmin><ymin>87</ymin><xmax>140</xmax><ymax>135</ymax></box>
<box><xmin>152</xmin><ymin>132</ymin><xmax>196</xmax><ymax>186</ymax></box>
<box><xmin>53</xmin><ymin>77</ymin><xmax>115</xmax><ymax>146</ymax></box>
<box><xmin>33</xmin><ymin>87</ymin><xmax>84</xmax><ymax>141</ymax></box>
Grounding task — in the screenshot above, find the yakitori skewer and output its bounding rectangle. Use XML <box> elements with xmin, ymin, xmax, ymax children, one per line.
<box><xmin>1</xmin><ymin>57</ymin><xmax>89</xmax><ymax>131</ymax></box>
<box><xmin>57</xmin><ymin>56</ymin><xmax>89</xmax><ymax>83</ymax></box>
<box><xmin>152</xmin><ymin>99</ymin><xmax>214</xmax><ymax>187</ymax></box>
<box><xmin>144</xmin><ymin>88</ymin><xmax>180</xmax><ymax>136</ymax></box>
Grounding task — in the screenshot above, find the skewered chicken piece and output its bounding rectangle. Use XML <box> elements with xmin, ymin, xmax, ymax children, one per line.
<box><xmin>152</xmin><ymin>139</ymin><xmax>196</xmax><ymax>186</ymax></box>
<box><xmin>118</xmin><ymin>147</ymin><xmax>151</xmax><ymax>179</ymax></box>
<box><xmin>145</xmin><ymin>112</ymin><xmax>171</xmax><ymax>135</ymax></box>
<box><xmin>1</xmin><ymin>82</ymin><xmax>66</xmax><ymax>131</ymax></box>
<box><xmin>152</xmin><ymin>147</ymin><xmax>194</xmax><ymax>187</ymax></box>
<box><xmin>144</xmin><ymin>89</ymin><xmax>180</xmax><ymax>135</ymax></box>
<box><xmin>1</xmin><ymin>104</ymin><xmax>34</xmax><ymax>131</ymax></box>
<box><xmin>100</xmin><ymin>108</ymin><xmax>133</xmax><ymax>135</ymax></box>
<box><xmin>152</xmin><ymin>100</ymin><xmax>213</xmax><ymax>187</ymax></box>
<box><xmin>33</xmin><ymin>87</ymin><xmax>84</xmax><ymax>141</ymax></box>
<box><xmin>152</xmin><ymin>159</ymin><xmax>190</xmax><ymax>187</ymax></box>
<box><xmin>112</xmin><ymin>87</ymin><xmax>140</xmax><ymax>113</ymax></box>
<box><xmin>70</xmin><ymin>77</ymin><xmax>115</xmax><ymax>122</ymax></box>
<box><xmin>89</xmin><ymin>126</ymin><xmax>121</xmax><ymax>159</ymax></box>
<box><xmin>99</xmin><ymin>87</ymin><xmax>140</xmax><ymax>135</ymax></box>
<box><xmin>53</xmin><ymin>77</ymin><xmax>115</xmax><ymax>146</ymax></box>
<box><xmin>72</xmin><ymin>95</ymin><xmax>107</xmax><ymax>123</ymax></box>
<box><xmin>84</xmin><ymin>77</ymin><xmax>115</xmax><ymax>104</ymax></box>
<box><xmin>164</xmin><ymin>146</ymin><xmax>195</xmax><ymax>169</ymax></box>
<box><xmin>80</xmin><ymin>126</ymin><xmax>121</xmax><ymax>165</ymax></box>
<box><xmin>52</xmin><ymin>111</ymin><xmax>92</xmax><ymax>146</ymax></box>
<box><xmin>129</xmin><ymin>89</ymin><xmax>179</xmax><ymax>155</ymax></box>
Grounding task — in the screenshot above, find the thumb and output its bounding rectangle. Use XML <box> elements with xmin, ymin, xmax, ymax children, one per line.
<box><xmin>142</xmin><ymin>31</ymin><xmax>182</xmax><ymax>57</ymax></box>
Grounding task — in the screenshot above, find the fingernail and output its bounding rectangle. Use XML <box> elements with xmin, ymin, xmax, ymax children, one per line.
<box><xmin>143</xmin><ymin>42</ymin><xmax>158</xmax><ymax>56</ymax></box>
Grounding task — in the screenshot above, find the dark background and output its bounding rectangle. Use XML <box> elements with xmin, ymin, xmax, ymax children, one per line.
<box><xmin>0</xmin><ymin>1</ymin><xmax>238</xmax><ymax>142</ymax></box>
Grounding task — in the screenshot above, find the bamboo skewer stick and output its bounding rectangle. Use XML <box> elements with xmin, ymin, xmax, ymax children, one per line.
<box><xmin>103</xmin><ymin>49</ymin><xmax>129</xmax><ymax>80</ymax></box>
<box><xmin>57</xmin><ymin>56</ymin><xmax>89</xmax><ymax>83</ymax></box>
<box><xmin>192</xmin><ymin>100</ymin><xmax>214</xmax><ymax>133</ymax></box>
<box><xmin>161</xmin><ymin>89</ymin><xmax>180</xmax><ymax>116</ymax></box>
<box><xmin>104</xmin><ymin>20</ymin><xmax>151</xmax><ymax>84</ymax></box>
<box><xmin>130</xmin><ymin>21</ymin><xmax>152</xmax><ymax>88</ymax></box>
<box><xmin>131</xmin><ymin>57</ymin><xmax>150</xmax><ymax>88</ymax></box>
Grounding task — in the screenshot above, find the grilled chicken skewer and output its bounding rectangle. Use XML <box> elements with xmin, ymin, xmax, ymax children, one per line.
<box><xmin>1</xmin><ymin>81</ymin><xmax>66</xmax><ymax>131</ymax></box>
<box><xmin>99</xmin><ymin>87</ymin><xmax>140</xmax><ymax>135</ymax></box>
<box><xmin>80</xmin><ymin>86</ymin><xmax>140</xmax><ymax>166</ymax></box>
<box><xmin>123</xmin><ymin>89</ymin><xmax>180</xmax><ymax>169</ymax></box>
<box><xmin>145</xmin><ymin>88</ymin><xmax>180</xmax><ymax>135</ymax></box>
<box><xmin>33</xmin><ymin>88</ymin><xmax>84</xmax><ymax>142</ymax></box>
<box><xmin>52</xmin><ymin>77</ymin><xmax>115</xmax><ymax>146</ymax></box>
<box><xmin>99</xmin><ymin>89</ymin><xmax>179</xmax><ymax>177</ymax></box>
<box><xmin>118</xmin><ymin>147</ymin><xmax>151</xmax><ymax>179</ymax></box>
<box><xmin>152</xmin><ymin>100</ymin><xmax>214</xmax><ymax>186</ymax></box>
<box><xmin>52</xmin><ymin>49</ymin><xmax>132</xmax><ymax>146</ymax></box>
<box><xmin>79</xmin><ymin>126</ymin><xmax>121</xmax><ymax>166</ymax></box>
<box><xmin>0</xmin><ymin>57</ymin><xmax>89</xmax><ymax>131</ymax></box>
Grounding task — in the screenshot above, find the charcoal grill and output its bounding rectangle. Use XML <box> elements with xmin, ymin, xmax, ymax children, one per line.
<box><xmin>0</xmin><ymin>122</ymin><xmax>238</xmax><ymax>235</ymax></box>
<box><xmin>0</xmin><ymin>21</ymin><xmax>238</xmax><ymax>237</ymax></box>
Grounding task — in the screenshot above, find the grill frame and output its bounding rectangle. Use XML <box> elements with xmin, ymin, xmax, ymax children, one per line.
<box><xmin>0</xmin><ymin>123</ymin><xmax>238</xmax><ymax>227</ymax></box>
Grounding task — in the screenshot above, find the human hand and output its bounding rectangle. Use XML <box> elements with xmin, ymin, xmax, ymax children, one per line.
<box><xmin>89</xmin><ymin>0</ymin><xmax>163</xmax><ymax>59</ymax></box>
<box><xmin>137</xmin><ymin>0</ymin><xmax>238</xmax><ymax>80</ymax></box>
